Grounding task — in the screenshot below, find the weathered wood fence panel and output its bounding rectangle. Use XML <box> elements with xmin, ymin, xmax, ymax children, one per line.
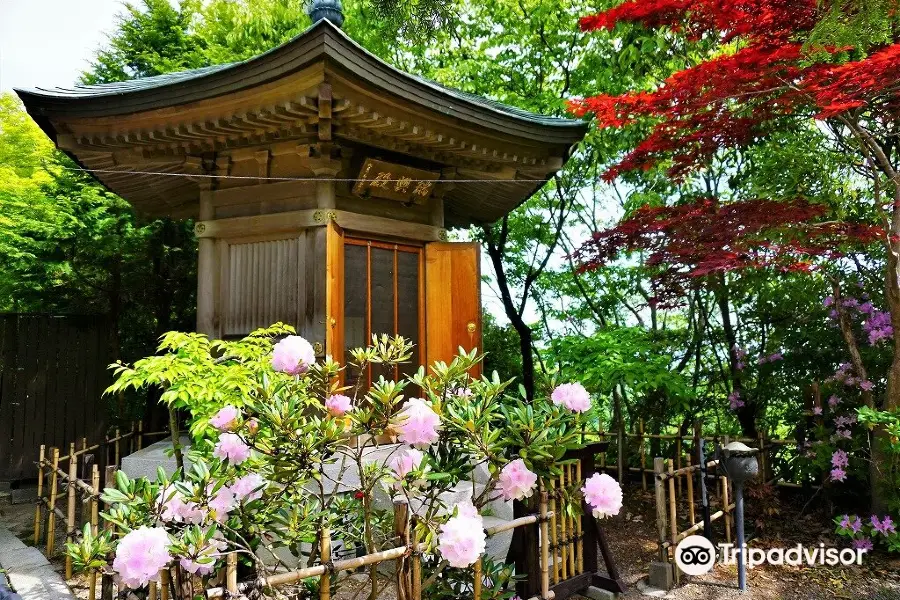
<box><xmin>0</xmin><ymin>314</ymin><xmax>111</xmax><ymax>482</ymax></box>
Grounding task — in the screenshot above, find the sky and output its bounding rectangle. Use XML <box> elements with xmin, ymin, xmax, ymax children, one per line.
<box><xmin>0</xmin><ymin>0</ymin><xmax>123</xmax><ymax>92</ymax></box>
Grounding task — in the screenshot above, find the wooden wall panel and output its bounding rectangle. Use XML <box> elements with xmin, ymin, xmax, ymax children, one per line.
<box><xmin>223</xmin><ymin>237</ymin><xmax>303</xmax><ymax>336</ymax></box>
<box><xmin>424</xmin><ymin>242</ymin><xmax>482</xmax><ymax>375</ymax></box>
<box><xmin>325</xmin><ymin>222</ymin><xmax>345</xmax><ymax>360</ymax></box>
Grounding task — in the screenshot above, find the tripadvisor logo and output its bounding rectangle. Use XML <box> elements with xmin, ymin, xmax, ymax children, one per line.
<box><xmin>675</xmin><ymin>535</ymin><xmax>867</xmax><ymax>576</ymax></box>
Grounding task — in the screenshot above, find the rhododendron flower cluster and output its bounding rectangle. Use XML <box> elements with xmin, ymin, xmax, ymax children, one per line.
<box><xmin>325</xmin><ymin>394</ymin><xmax>353</xmax><ymax>417</ymax></box>
<box><xmin>230</xmin><ymin>473</ymin><xmax>266</xmax><ymax>503</ymax></box>
<box><xmin>497</xmin><ymin>459</ymin><xmax>538</xmax><ymax>502</ymax></box>
<box><xmin>872</xmin><ymin>515</ymin><xmax>897</xmax><ymax>536</ymax></box>
<box><xmin>831</xmin><ymin>449</ymin><xmax>849</xmax><ymax>469</ymax></box>
<box><xmin>830</xmin><ymin>467</ymin><xmax>847</xmax><ymax>482</ymax></box>
<box><xmin>396</xmin><ymin>398</ymin><xmax>441</xmax><ymax>447</ymax></box>
<box><xmin>271</xmin><ymin>335</ymin><xmax>316</xmax><ymax>374</ymax></box>
<box><xmin>728</xmin><ymin>391</ymin><xmax>744</xmax><ymax>411</ymax></box>
<box><xmin>158</xmin><ymin>487</ymin><xmax>204</xmax><ymax>525</ymax></box>
<box><xmin>179</xmin><ymin>539</ymin><xmax>226</xmax><ymax>576</ymax></box>
<box><xmin>112</xmin><ymin>527</ymin><xmax>171</xmax><ymax>589</ymax></box>
<box><xmin>209</xmin><ymin>405</ymin><xmax>240</xmax><ymax>431</ymax></box>
<box><xmin>437</xmin><ymin>500</ymin><xmax>486</xmax><ymax>568</ymax></box>
<box><xmin>827</xmin><ymin>294</ymin><xmax>893</xmax><ymax>346</ymax></box>
<box><xmin>208</xmin><ymin>485</ymin><xmax>237</xmax><ymax>523</ymax></box>
<box><xmin>551</xmin><ymin>383</ymin><xmax>592</xmax><ymax>413</ymax></box>
<box><xmin>390</xmin><ymin>447</ymin><xmax>424</xmax><ymax>480</ymax></box>
<box><xmin>213</xmin><ymin>433</ymin><xmax>251</xmax><ymax>464</ymax></box>
<box><xmin>582</xmin><ymin>473</ymin><xmax>623</xmax><ymax>519</ymax></box>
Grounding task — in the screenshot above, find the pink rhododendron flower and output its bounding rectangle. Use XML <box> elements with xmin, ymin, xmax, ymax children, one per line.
<box><xmin>831</xmin><ymin>449</ymin><xmax>849</xmax><ymax>469</ymax></box>
<box><xmin>272</xmin><ymin>335</ymin><xmax>316</xmax><ymax>375</ymax></box>
<box><xmin>582</xmin><ymin>473</ymin><xmax>623</xmax><ymax>519</ymax></box>
<box><xmin>455</xmin><ymin>387</ymin><xmax>474</xmax><ymax>398</ymax></box>
<box><xmin>158</xmin><ymin>487</ymin><xmax>204</xmax><ymax>525</ymax></box>
<box><xmin>112</xmin><ymin>527</ymin><xmax>171</xmax><ymax>589</ymax></box>
<box><xmin>551</xmin><ymin>383</ymin><xmax>592</xmax><ymax>413</ymax></box>
<box><xmin>813</xmin><ymin>406</ymin><xmax>823</xmax><ymax>416</ymax></box>
<box><xmin>245</xmin><ymin>418</ymin><xmax>259</xmax><ymax>436</ymax></box>
<box><xmin>830</xmin><ymin>467</ymin><xmax>847</xmax><ymax>482</ymax></box>
<box><xmin>728</xmin><ymin>391</ymin><xmax>744</xmax><ymax>410</ymax></box>
<box><xmin>497</xmin><ymin>459</ymin><xmax>538</xmax><ymax>502</ymax></box>
<box><xmin>859</xmin><ymin>380</ymin><xmax>874</xmax><ymax>391</ymax></box>
<box><xmin>179</xmin><ymin>539</ymin><xmax>226</xmax><ymax>576</ymax></box>
<box><xmin>209</xmin><ymin>405</ymin><xmax>240</xmax><ymax>431</ymax></box>
<box><xmin>230</xmin><ymin>473</ymin><xmax>267</xmax><ymax>503</ymax></box>
<box><xmin>828</xmin><ymin>395</ymin><xmax>841</xmax><ymax>408</ymax></box>
<box><xmin>390</xmin><ymin>447</ymin><xmax>424</xmax><ymax>479</ymax></box>
<box><xmin>437</xmin><ymin>500</ymin><xmax>486</xmax><ymax>568</ymax></box>
<box><xmin>325</xmin><ymin>394</ymin><xmax>353</xmax><ymax>417</ymax></box>
<box><xmin>396</xmin><ymin>398</ymin><xmax>441</xmax><ymax>447</ymax></box>
<box><xmin>208</xmin><ymin>485</ymin><xmax>237</xmax><ymax>523</ymax></box>
<box><xmin>213</xmin><ymin>433</ymin><xmax>251</xmax><ymax>465</ymax></box>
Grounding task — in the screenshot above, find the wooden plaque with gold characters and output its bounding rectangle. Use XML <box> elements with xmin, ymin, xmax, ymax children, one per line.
<box><xmin>353</xmin><ymin>159</ymin><xmax>441</xmax><ymax>205</ymax></box>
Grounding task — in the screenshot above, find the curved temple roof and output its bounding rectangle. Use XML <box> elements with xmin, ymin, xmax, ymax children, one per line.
<box><xmin>16</xmin><ymin>19</ymin><xmax>588</xmax><ymax>225</ymax></box>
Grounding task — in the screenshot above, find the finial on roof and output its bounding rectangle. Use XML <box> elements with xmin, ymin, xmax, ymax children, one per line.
<box><xmin>308</xmin><ymin>0</ymin><xmax>344</xmax><ymax>28</ymax></box>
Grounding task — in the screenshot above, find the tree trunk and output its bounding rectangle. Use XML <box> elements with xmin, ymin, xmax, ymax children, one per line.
<box><xmin>714</xmin><ymin>275</ymin><xmax>757</xmax><ymax>437</ymax></box>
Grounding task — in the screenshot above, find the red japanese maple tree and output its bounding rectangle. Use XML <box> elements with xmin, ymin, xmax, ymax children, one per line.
<box><xmin>573</xmin><ymin>0</ymin><xmax>900</xmax><ymax>507</ymax></box>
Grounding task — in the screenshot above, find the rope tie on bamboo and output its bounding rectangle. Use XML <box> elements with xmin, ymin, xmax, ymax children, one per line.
<box><xmin>323</xmin><ymin>559</ymin><xmax>336</xmax><ymax>574</ymax></box>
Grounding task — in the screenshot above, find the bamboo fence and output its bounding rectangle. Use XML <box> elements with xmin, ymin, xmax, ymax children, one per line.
<box><xmin>33</xmin><ymin>421</ymin><xmax>168</xmax><ymax>598</ymax></box>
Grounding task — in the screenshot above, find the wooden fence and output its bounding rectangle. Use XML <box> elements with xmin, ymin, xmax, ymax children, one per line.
<box><xmin>594</xmin><ymin>419</ymin><xmax>813</xmax><ymax>492</ymax></box>
<box><xmin>33</xmin><ymin>434</ymin><xmax>622</xmax><ymax>600</ymax></box>
<box><xmin>0</xmin><ymin>314</ymin><xmax>112</xmax><ymax>481</ymax></box>
<box><xmin>33</xmin><ymin>422</ymin><xmax>168</xmax><ymax>598</ymax></box>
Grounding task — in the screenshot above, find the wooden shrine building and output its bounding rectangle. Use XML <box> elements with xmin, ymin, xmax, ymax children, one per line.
<box><xmin>15</xmin><ymin>1</ymin><xmax>587</xmax><ymax>373</ymax></box>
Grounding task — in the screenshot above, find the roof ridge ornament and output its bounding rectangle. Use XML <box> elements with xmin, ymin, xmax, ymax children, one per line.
<box><xmin>308</xmin><ymin>0</ymin><xmax>344</xmax><ymax>28</ymax></box>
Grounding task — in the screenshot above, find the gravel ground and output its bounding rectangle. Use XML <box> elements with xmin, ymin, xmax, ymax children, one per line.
<box><xmin>2</xmin><ymin>483</ymin><xmax>899</xmax><ymax>599</ymax></box>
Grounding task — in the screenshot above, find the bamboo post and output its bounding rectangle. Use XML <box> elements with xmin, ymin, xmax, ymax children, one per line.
<box><xmin>114</xmin><ymin>428</ymin><xmax>120</xmax><ymax>467</ymax></box>
<box><xmin>148</xmin><ymin>581</ymin><xmax>157</xmax><ymax>600</ymax></box>
<box><xmin>88</xmin><ymin>570</ymin><xmax>97</xmax><ymax>600</ymax></box>
<box><xmin>567</xmin><ymin>464</ymin><xmax>576</xmax><ymax>576</ymax></box>
<box><xmin>758</xmin><ymin>431</ymin><xmax>767</xmax><ymax>481</ymax></box>
<box><xmin>91</xmin><ymin>464</ymin><xmax>100</xmax><ymax>536</ymax></box>
<box><xmin>473</xmin><ymin>558</ymin><xmax>482</xmax><ymax>600</ymax></box>
<box><xmin>575</xmin><ymin>460</ymin><xmax>584</xmax><ymax>575</ymax></box>
<box><xmin>653</xmin><ymin>458</ymin><xmax>667</xmax><ymax>562</ymax></box>
<box><xmin>549</xmin><ymin>477</ymin><xmax>559</xmax><ymax>584</ymax></box>
<box><xmin>34</xmin><ymin>444</ymin><xmax>45</xmax><ymax>544</ymax></box>
<box><xmin>539</xmin><ymin>490</ymin><xmax>550</xmax><ymax>600</ymax></box>
<box><xmin>676</xmin><ymin>436</ymin><xmax>683</xmax><ymax>498</ymax></box>
<box><xmin>599</xmin><ymin>432</ymin><xmax>607</xmax><ymax>469</ymax></box>
<box><xmin>558</xmin><ymin>470</ymin><xmax>568</xmax><ymax>580</ymax></box>
<box><xmin>66</xmin><ymin>443</ymin><xmax>77</xmax><ymax>579</ymax></box>
<box><xmin>617</xmin><ymin>416</ymin><xmax>625</xmax><ymax>484</ymax></box>
<box><xmin>722</xmin><ymin>475</ymin><xmax>732</xmax><ymax>544</ymax></box>
<box><xmin>160</xmin><ymin>569</ymin><xmax>170</xmax><ymax>600</ymax></box>
<box><xmin>101</xmin><ymin>569</ymin><xmax>114</xmax><ymax>600</ymax></box>
<box><xmin>668</xmin><ymin>459</ymin><xmax>679</xmax><ymax>584</ymax></box>
<box><xmin>137</xmin><ymin>420</ymin><xmax>144</xmax><ymax>451</ymax></box>
<box><xmin>639</xmin><ymin>419</ymin><xmax>647</xmax><ymax>491</ymax></box>
<box><xmin>411</xmin><ymin>519</ymin><xmax>422</xmax><ymax>600</ymax></box>
<box><xmin>81</xmin><ymin>437</ymin><xmax>88</xmax><ymax>473</ymax></box>
<box><xmin>394</xmin><ymin>502</ymin><xmax>410</xmax><ymax>600</ymax></box>
<box><xmin>227</xmin><ymin>552</ymin><xmax>238</xmax><ymax>596</ymax></box>
<box><xmin>47</xmin><ymin>447</ymin><xmax>60</xmax><ymax>556</ymax></box>
<box><xmin>686</xmin><ymin>455</ymin><xmax>695</xmax><ymax>525</ymax></box>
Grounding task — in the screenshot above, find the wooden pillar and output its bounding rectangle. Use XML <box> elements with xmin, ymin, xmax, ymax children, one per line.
<box><xmin>197</xmin><ymin>189</ymin><xmax>217</xmax><ymax>336</ymax></box>
<box><xmin>653</xmin><ymin>457</ymin><xmax>667</xmax><ymax>562</ymax></box>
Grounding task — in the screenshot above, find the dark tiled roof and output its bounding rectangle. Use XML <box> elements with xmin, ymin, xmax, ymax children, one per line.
<box><xmin>18</xmin><ymin>21</ymin><xmax>582</xmax><ymax>130</ymax></box>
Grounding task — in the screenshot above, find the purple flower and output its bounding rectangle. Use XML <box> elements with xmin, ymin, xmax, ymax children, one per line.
<box><xmin>768</xmin><ymin>352</ymin><xmax>783</xmax><ymax>362</ymax></box>
<box><xmin>852</xmin><ymin>538</ymin><xmax>873</xmax><ymax>552</ymax></box>
<box><xmin>828</xmin><ymin>395</ymin><xmax>841</xmax><ymax>408</ymax></box>
<box><xmin>831</xmin><ymin>449</ymin><xmax>849</xmax><ymax>468</ymax></box>
<box><xmin>836</xmin><ymin>428</ymin><xmax>852</xmax><ymax>440</ymax></box>
<box><xmin>728</xmin><ymin>391</ymin><xmax>744</xmax><ymax>410</ymax></box>
<box><xmin>858</xmin><ymin>302</ymin><xmax>874</xmax><ymax>315</ymax></box>
<box><xmin>813</xmin><ymin>406</ymin><xmax>823</xmax><ymax>416</ymax></box>
<box><xmin>272</xmin><ymin>335</ymin><xmax>316</xmax><ymax>375</ymax></box>
<box><xmin>736</xmin><ymin>361</ymin><xmax>746</xmax><ymax>370</ymax></box>
<box><xmin>872</xmin><ymin>515</ymin><xmax>897</xmax><ymax>536</ymax></box>
<box><xmin>830</xmin><ymin>467</ymin><xmax>847</xmax><ymax>482</ymax></box>
<box><xmin>823</xmin><ymin>296</ymin><xmax>834</xmax><ymax>307</ymax></box>
<box><xmin>849</xmin><ymin>517</ymin><xmax>863</xmax><ymax>533</ymax></box>
<box><xmin>839</xmin><ymin>514</ymin><xmax>851</xmax><ymax>530</ymax></box>
<box><xmin>860</xmin><ymin>380</ymin><xmax>874</xmax><ymax>391</ymax></box>
<box><xmin>829</xmin><ymin>309</ymin><xmax>839</xmax><ymax>319</ymax></box>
